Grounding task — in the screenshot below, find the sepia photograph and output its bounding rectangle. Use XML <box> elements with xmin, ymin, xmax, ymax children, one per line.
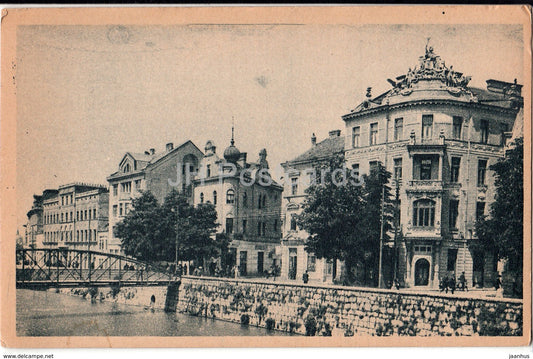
<box><xmin>1</xmin><ymin>6</ymin><xmax>531</xmax><ymax>348</ymax></box>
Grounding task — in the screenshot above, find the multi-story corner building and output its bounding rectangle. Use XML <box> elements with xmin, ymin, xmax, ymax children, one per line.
<box><xmin>40</xmin><ymin>183</ymin><xmax>109</xmax><ymax>267</ymax></box>
<box><xmin>341</xmin><ymin>45</ymin><xmax>523</xmax><ymax>289</ymax></box>
<box><xmin>25</xmin><ymin>195</ymin><xmax>44</xmax><ymax>249</ymax></box>
<box><xmin>107</xmin><ymin>141</ymin><xmax>203</xmax><ymax>255</ymax></box>
<box><xmin>279</xmin><ymin>130</ymin><xmax>345</xmax><ymax>283</ymax></box>
<box><xmin>193</xmin><ymin>133</ymin><xmax>283</xmax><ymax>277</ymax></box>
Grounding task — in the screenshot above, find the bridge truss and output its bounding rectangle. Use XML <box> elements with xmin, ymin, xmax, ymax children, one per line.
<box><xmin>16</xmin><ymin>248</ymin><xmax>174</xmax><ymax>289</ymax></box>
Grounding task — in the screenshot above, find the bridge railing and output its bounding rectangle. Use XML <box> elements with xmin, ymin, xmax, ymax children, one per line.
<box><xmin>16</xmin><ymin>248</ymin><xmax>174</xmax><ymax>287</ymax></box>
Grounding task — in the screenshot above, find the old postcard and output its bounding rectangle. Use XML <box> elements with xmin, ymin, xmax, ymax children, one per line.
<box><xmin>1</xmin><ymin>6</ymin><xmax>531</xmax><ymax>348</ymax></box>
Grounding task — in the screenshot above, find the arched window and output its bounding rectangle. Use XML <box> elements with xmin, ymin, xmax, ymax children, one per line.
<box><xmin>124</xmin><ymin>163</ymin><xmax>131</xmax><ymax>173</ymax></box>
<box><xmin>200</xmin><ymin>192</ymin><xmax>204</xmax><ymax>204</ymax></box>
<box><xmin>213</xmin><ymin>191</ymin><xmax>217</xmax><ymax>205</ymax></box>
<box><xmin>226</xmin><ymin>189</ymin><xmax>235</xmax><ymax>204</ymax></box>
<box><xmin>413</xmin><ymin>199</ymin><xmax>436</xmax><ymax>227</ymax></box>
<box><xmin>243</xmin><ymin>192</ymin><xmax>248</xmax><ymax>207</ymax></box>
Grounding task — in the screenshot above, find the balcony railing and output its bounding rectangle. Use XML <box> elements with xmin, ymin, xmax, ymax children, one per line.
<box><xmin>406</xmin><ymin>180</ymin><xmax>444</xmax><ymax>192</ymax></box>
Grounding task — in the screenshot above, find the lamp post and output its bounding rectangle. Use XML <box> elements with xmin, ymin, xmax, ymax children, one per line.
<box><xmin>377</xmin><ymin>186</ymin><xmax>385</xmax><ymax>288</ymax></box>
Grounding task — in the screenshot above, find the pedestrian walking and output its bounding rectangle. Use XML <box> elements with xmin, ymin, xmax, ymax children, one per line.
<box><xmin>449</xmin><ymin>276</ymin><xmax>456</xmax><ymax>294</ymax></box>
<box><xmin>459</xmin><ymin>271</ymin><xmax>468</xmax><ymax>291</ymax></box>
<box><xmin>495</xmin><ymin>274</ymin><xmax>503</xmax><ymax>298</ymax></box>
<box><xmin>440</xmin><ymin>276</ymin><xmax>448</xmax><ymax>293</ymax></box>
<box><xmin>303</xmin><ymin>270</ymin><xmax>309</xmax><ymax>284</ymax></box>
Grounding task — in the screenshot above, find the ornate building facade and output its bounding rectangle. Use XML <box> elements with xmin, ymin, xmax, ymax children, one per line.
<box><xmin>106</xmin><ymin>141</ymin><xmax>203</xmax><ymax>255</ymax></box>
<box><xmin>193</xmin><ymin>132</ymin><xmax>283</xmax><ymax>277</ymax></box>
<box><xmin>279</xmin><ymin>130</ymin><xmax>344</xmax><ymax>283</ymax></box>
<box><xmin>342</xmin><ymin>45</ymin><xmax>523</xmax><ymax>288</ymax></box>
<box><xmin>40</xmin><ymin>183</ymin><xmax>109</xmax><ymax>267</ymax></box>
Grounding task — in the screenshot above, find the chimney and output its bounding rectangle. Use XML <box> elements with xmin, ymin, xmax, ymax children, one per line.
<box><xmin>328</xmin><ymin>130</ymin><xmax>341</xmax><ymax>138</ymax></box>
<box><xmin>166</xmin><ymin>142</ymin><xmax>174</xmax><ymax>152</ymax></box>
<box><xmin>311</xmin><ymin>133</ymin><xmax>317</xmax><ymax>146</ymax></box>
<box><xmin>149</xmin><ymin>148</ymin><xmax>155</xmax><ymax>155</ymax></box>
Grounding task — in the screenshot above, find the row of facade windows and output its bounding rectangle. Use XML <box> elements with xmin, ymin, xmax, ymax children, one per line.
<box><xmin>288</xmin><ymin>198</ymin><xmax>484</xmax><ymax>231</ymax></box>
<box><xmin>351</xmin><ymin>115</ymin><xmax>509</xmax><ymax>148</ymax></box>
<box><xmin>44</xmin><ymin>229</ymin><xmax>97</xmax><ymax>242</ymax></box>
<box><xmin>201</xmin><ymin>189</ymin><xmax>273</xmax><ymax>208</ymax></box>
<box><xmin>57</xmin><ymin>194</ymin><xmax>99</xmax><ymax>207</ymax></box>
<box><xmin>112</xmin><ymin>180</ymin><xmax>141</xmax><ymax>196</ymax></box>
<box><xmin>224</xmin><ymin>218</ymin><xmax>278</xmax><ymax>235</ymax></box>
<box><xmin>349</xmin><ymin>157</ymin><xmax>488</xmax><ymax>185</ymax></box>
<box><xmin>44</xmin><ymin>208</ymin><xmax>98</xmax><ymax>224</ymax></box>
<box><xmin>112</xmin><ymin>203</ymin><xmax>130</xmax><ymax>218</ymax></box>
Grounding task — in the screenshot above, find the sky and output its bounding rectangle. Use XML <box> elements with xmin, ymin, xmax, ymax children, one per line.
<box><xmin>16</xmin><ymin>24</ymin><xmax>524</xmax><ymax>227</ymax></box>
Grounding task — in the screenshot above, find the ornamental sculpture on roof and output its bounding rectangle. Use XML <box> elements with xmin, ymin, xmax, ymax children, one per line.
<box><xmin>390</xmin><ymin>39</ymin><xmax>472</xmax><ymax>94</ymax></box>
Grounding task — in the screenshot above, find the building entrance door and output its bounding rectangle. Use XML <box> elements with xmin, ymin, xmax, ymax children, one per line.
<box><xmin>473</xmin><ymin>251</ymin><xmax>485</xmax><ymax>288</ymax></box>
<box><xmin>239</xmin><ymin>251</ymin><xmax>247</xmax><ymax>277</ymax></box>
<box><xmin>288</xmin><ymin>248</ymin><xmax>297</xmax><ymax>280</ymax></box>
<box><xmin>414</xmin><ymin>258</ymin><xmax>430</xmax><ymax>286</ymax></box>
<box><xmin>257</xmin><ymin>251</ymin><xmax>264</xmax><ymax>274</ymax></box>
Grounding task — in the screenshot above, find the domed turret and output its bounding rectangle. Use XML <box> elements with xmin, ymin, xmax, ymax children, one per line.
<box><xmin>223</xmin><ymin>125</ymin><xmax>241</xmax><ymax>163</ymax></box>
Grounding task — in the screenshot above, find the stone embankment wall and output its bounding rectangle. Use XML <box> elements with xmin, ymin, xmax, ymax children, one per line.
<box><xmin>177</xmin><ymin>276</ymin><xmax>523</xmax><ymax>337</ymax></box>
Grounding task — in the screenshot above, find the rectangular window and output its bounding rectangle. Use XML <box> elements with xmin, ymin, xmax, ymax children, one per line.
<box><xmin>369</xmin><ymin>160</ymin><xmax>380</xmax><ymax>173</ymax></box>
<box><xmin>291</xmin><ymin>177</ymin><xmax>298</xmax><ymax>196</ymax></box>
<box><xmin>422</xmin><ymin>114</ymin><xmax>433</xmax><ymax>140</ymax></box>
<box><xmin>93</xmin><ymin>208</ymin><xmax>97</xmax><ymax>219</ymax></box>
<box><xmin>226</xmin><ymin>218</ymin><xmax>233</xmax><ymax>234</ymax></box>
<box><xmin>242</xmin><ymin>219</ymin><xmax>247</xmax><ymax>233</ymax></box>
<box><xmin>500</xmin><ymin>122</ymin><xmax>509</xmax><ymax>146</ymax></box>
<box><xmin>480</xmin><ymin>120</ymin><xmax>489</xmax><ymax>144</ymax></box>
<box><xmin>352</xmin><ymin>126</ymin><xmax>360</xmax><ymax>148</ymax></box>
<box><xmin>307</xmin><ymin>253</ymin><xmax>316</xmax><ymax>272</ymax></box>
<box><xmin>453</xmin><ymin>116</ymin><xmax>463</xmax><ymax>139</ymax></box>
<box><xmin>124</xmin><ymin>203</ymin><xmax>129</xmax><ymax>214</ymax></box>
<box><xmin>351</xmin><ymin>163</ymin><xmax>360</xmax><ymax>178</ymax></box>
<box><xmin>206</xmin><ymin>164</ymin><xmax>211</xmax><ymax>177</ymax></box>
<box><xmin>394</xmin><ymin>118</ymin><xmax>403</xmax><ymax>141</ymax></box>
<box><xmin>369</xmin><ymin>122</ymin><xmax>378</xmax><ymax>145</ymax></box>
<box><xmin>394</xmin><ymin>158</ymin><xmax>402</xmax><ymax>180</ymax></box>
<box><xmin>451</xmin><ymin>157</ymin><xmax>461</xmax><ymax>183</ymax></box>
<box><xmin>119</xmin><ymin>203</ymin><xmax>123</xmax><ymax>216</ymax></box>
<box><xmin>414</xmin><ymin>155</ymin><xmax>438</xmax><ymax>180</ymax></box>
<box><xmin>135</xmin><ymin>180</ymin><xmax>141</xmax><ymax>190</ymax></box>
<box><xmin>449</xmin><ymin>200</ymin><xmax>459</xmax><ymax>229</ymax></box>
<box><xmin>112</xmin><ymin>205</ymin><xmax>117</xmax><ymax>218</ymax></box>
<box><xmin>476</xmin><ymin>202</ymin><xmax>486</xmax><ymax>220</ymax></box>
<box><xmin>273</xmin><ymin>219</ymin><xmax>278</xmax><ymax>232</ymax></box>
<box><xmin>262</xmin><ymin>222</ymin><xmax>267</xmax><ymax>236</ymax></box>
<box><xmin>447</xmin><ymin>249</ymin><xmax>458</xmax><ymax>271</ymax></box>
<box><xmin>113</xmin><ymin>185</ymin><xmax>118</xmax><ymax>196</ymax></box>
<box><xmin>477</xmin><ymin>159</ymin><xmax>487</xmax><ymax>186</ymax></box>
<box><xmin>420</xmin><ymin>159</ymin><xmax>432</xmax><ymax>180</ymax></box>
<box><xmin>257</xmin><ymin>222</ymin><xmax>262</xmax><ymax>236</ymax></box>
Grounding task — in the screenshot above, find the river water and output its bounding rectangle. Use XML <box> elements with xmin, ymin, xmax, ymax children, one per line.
<box><xmin>17</xmin><ymin>289</ymin><xmax>290</xmax><ymax>336</ymax></box>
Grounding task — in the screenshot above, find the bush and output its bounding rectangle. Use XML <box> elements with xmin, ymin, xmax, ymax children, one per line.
<box><xmin>265</xmin><ymin>318</ymin><xmax>275</xmax><ymax>331</ymax></box>
<box><xmin>240</xmin><ymin>314</ymin><xmax>250</xmax><ymax>325</ymax></box>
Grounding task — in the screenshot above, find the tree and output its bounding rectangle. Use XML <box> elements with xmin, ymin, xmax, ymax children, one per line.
<box><xmin>297</xmin><ymin>155</ymin><xmax>394</xmax><ymax>286</ymax></box>
<box><xmin>475</xmin><ymin>137</ymin><xmax>523</xmax><ymax>273</ymax></box>
<box><xmin>115</xmin><ymin>189</ymin><xmax>220</xmax><ymax>265</ymax></box>
<box><xmin>159</xmin><ymin>189</ymin><xmax>219</xmax><ymax>264</ymax></box>
<box><xmin>115</xmin><ymin>191</ymin><xmax>164</xmax><ymax>262</ymax></box>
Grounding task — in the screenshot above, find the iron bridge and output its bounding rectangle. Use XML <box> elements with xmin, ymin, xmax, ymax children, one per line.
<box><xmin>16</xmin><ymin>248</ymin><xmax>175</xmax><ymax>289</ymax></box>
